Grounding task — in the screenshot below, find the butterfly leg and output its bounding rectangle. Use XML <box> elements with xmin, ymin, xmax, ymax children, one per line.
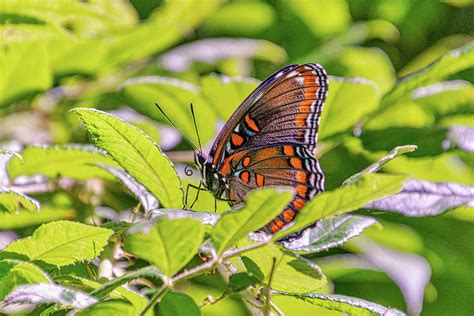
<box><xmin>189</xmin><ymin>181</ymin><xmax>203</xmax><ymax>209</ymax></box>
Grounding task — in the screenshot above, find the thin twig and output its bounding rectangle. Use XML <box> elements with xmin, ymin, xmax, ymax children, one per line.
<box><xmin>140</xmin><ymin>283</ymin><xmax>168</xmax><ymax>315</ymax></box>
<box><xmin>264</xmin><ymin>257</ymin><xmax>277</xmax><ymax>316</ymax></box>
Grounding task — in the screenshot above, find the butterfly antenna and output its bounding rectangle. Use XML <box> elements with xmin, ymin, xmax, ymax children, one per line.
<box><xmin>154</xmin><ymin>103</ymin><xmax>199</xmax><ymax>149</ymax></box>
<box><xmin>190</xmin><ymin>103</ymin><xmax>203</xmax><ymax>153</ymax></box>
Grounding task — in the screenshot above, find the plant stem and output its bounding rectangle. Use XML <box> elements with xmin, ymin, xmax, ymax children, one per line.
<box><xmin>140</xmin><ymin>284</ymin><xmax>168</xmax><ymax>315</ymax></box>
<box><xmin>263</xmin><ymin>257</ymin><xmax>277</xmax><ymax>316</ymax></box>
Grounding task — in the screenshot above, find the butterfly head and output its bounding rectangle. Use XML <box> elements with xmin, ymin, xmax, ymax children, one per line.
<box><xmin>194</xmin><ymin>150</ymin><xmax>229</xmax><ymax>200</ymax></box>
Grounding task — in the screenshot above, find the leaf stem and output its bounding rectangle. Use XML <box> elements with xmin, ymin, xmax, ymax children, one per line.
<box><xmin>140</xmin><ymin>283</ymin><xmax>169</xmax><ymax>315</ymax></box>
<box><xmin>264</xmin><ymin>257</ymin><xmax>277</xmax><ymax>316</ymax></box>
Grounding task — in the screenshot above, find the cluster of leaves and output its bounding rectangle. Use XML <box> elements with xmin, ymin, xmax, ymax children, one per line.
<box><xmin>0</xmin><ymin>1</ymin><xmax>473</xmax><ymax>315</ymax></box>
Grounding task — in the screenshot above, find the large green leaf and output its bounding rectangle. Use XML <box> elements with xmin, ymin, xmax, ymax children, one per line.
<box><xmin>73</xmin><ymin>108</ymin><xmax>183</xmax><ymax>208</ymax></box>
<box><xmin>121</xmin><ymin>77</ymin><xmax>216</xmax><ymax>145</ymax></box>
<box><xmin>274</xmin><ymin>292</ymin><xmax>405</xmax><ymax>316</ymax></box>
<box><xmin>239</xmin><ymin>242</ymin><xmax>327</xmax><ymax>293</ymax></box>
<box><xmin>281</xmin><ymin>215</ymin><xmax>379</xmax><ymax>254</ymax></box>
<box><xmin>211</xmin><ymin>187</ymin><xmax>294</xmax><ymax>257</ymax></box>
<box><xmin>123</xmin><ymin>218</ymin><xmax>205</xmax><ymax>277</ymax></box>
<box><xmin>320</xmin><ymin>76</ymin><xmax>381</xmax><ymax>139</ymax></box>
<box><xmin>155</xmin><ymin>292</ymin><xmax>200</xmax><ymax>316</ymax></box>
<box><xmin>0</xmin><ymin>188</ymin><xmax>39</xmax><ymax>213</ymax></box>
<box><xmin>381</xmin><ymin>41</ymin><xmax>474</xmax><ymax>109</ymax></box>
<box><xmin>275</xmin><ymin>174</ymin><xmax>407</xmax><ymax>239</ymax></box>
<box><xmin>4</xmin><ymin>221</ymin><xmax>113</xmax><ymax>266</ymax></box>
<box><xmin>201</xmin><ymin>75</ymin><xmax>259</xmax><ymax>120</ymax></box>
<box><xmin>0</xmin><ymin>261</ymin><xmax>51</xmax><ymax>300</ymax></box>
<box><xmin>7</xmin><ymin>146</ymin><xmax>118</xmax><ymax>181</ymax></box>
<box><xmin>0</xmin><ymin>40</ymin><xmax>52</xmax><ymax>106</ymax></box>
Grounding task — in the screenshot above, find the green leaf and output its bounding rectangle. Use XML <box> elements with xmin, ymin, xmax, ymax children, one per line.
<box><xmin>381</xmin><ymin>41</ymin><xmax>474</xmax><ymax>109</ymax></box>
<box><xmin>239</xmin><ymin>243</ymin><xmax>327</xmax><ymax>293</ymax></box>
<box><xmin>319</xmin><ymin>76</ymin><xmax>381</xmax><ymax>139</ymax></box>
<box><xmin>121</xmin><ymin>77</ymin><xmax>216</xmax><ymax>145</ymax></box>
<box><xmin>123</xmin><ymin>218</ymin><xmax>205</xmax><ymax>277</ymax></box>
<box><xmin>201</xmin><ymin>75</ymin><xmax>259</xmax><ymax>120</ymax></box>
<box><xmin>275</xmin><ymin>174</ymin><xmax>407</xmax><ymax>239</ymax></box>
<box><xmin>228</xmin><ymin>272</ymin><xmax>260</xmax><ymax>292</ymax></box>
<box><xmin>241</xmin><ymin>256</ymin><xmax>265</xmax><ymax>282</ymax></box>
<box><xmin>0</xmin><ymin>40</ymin><xmax>52</xmax><ymax>106</ymax></box>
<box><xmin>274</xmin><ymin>292</ymin><xmax>406</xmax><ymax>316</ymax></box>
<box><xmin>155</xmin><ymin>292</ymin><xmax>200</xmax><ymax>316</ymax></box>
<box><xmin>0</xmin><ymin>188</ymin><xmax>39</xmax><ymax>213</ymax></box>
<box><xmin>76</xmin><ymin>300</ymin><xmax>135</xmax><ymax>316</ymax></box>
<box><xmin>281</xmin><ymin>215</ymin><xmax>379</xmax><ymax>254</ymax></box>
<box><xmin>7</xmin><ymin>146</ymin><xmax>118</xmax><ymax>181</ymax></box>
<box><xmin>203</xmin><ymin>2</ymin><xmax>276</xmax><ymax>36</ymax></box>
<box><xmin>343</xmin><ymin>145</ymin><xmax>417</xmax><ymax>185</ymax></box>
<box><xmin>211</xmin><ymin>187</ymin><xmax>294</xmax><ymax>257</ymax></box>
<box><xmin>0</xmin><ymin>261</ymin><xmax>51</xmax><ymax>300</ymax></box>
<box><xmin>4</xmin><ymin>221</ymin><xmax>113</xmax><ymax>266</ymax></box>
<box><xmin>73</xmin><ymin>108</ymin><xmax>183</xmax><ymax>208</ymax></box>
<box><xmin>336</xmin><ymin>47</ymin><xmax>396</xmax><ymax>93</ymax></box>
<box><xmin>284</xmin><ymin>0</ymin><xmax>350</xmax><ymax>37</ymax></box>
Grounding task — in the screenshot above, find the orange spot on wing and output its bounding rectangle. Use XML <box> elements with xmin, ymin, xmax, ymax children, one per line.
<box><xmin>296</xmin><ymin>113</ymin><xmax>307</xmax><ymax>126</ymax></box>
<box><xmin>292</xmin><ymin>198</ymin><xmax>305</xmax><ymax>210</ymax></box>
<box><xmin>220</xmin><ymin>160</ymin><xmax>231</xmax><ymax>176</ymax></box>
<box><xmin>282</xmin><ymin>208</ymin><xmax>295</xmax><ymax>223</ymax></box>
<box><xmin>296</xmin><ymin>184</ymin><xmax>308</xmax><ymax>198</ymax></box>
<box><xmin>295</xmin><ymin>130</ymin><xmax>305</xmax><ymax>141</ymax></box>
<box><xmin>304</xmin><ymin>76</ymin><xmax>317</xmax><ymax>86</ymax></box>
<box><xmin>242</xmin><ymin>156</ymin><xmax>251</xmax><ymax>167</ymax></box>
<box><xmin>300</xmin><ymin>100</ymin><xmax>313</xmax><ymax>112</ymax></box>
<box><xmin>240</xmin><ymin>170</ymin><xmax>250</xmax><ymax>184</ymax></box>
<box><xmin>283</xmin><ymin>146</ymin><xmax>295</xmax><ymax>156</ymax></box>
<box><xmin>296</xmin><ymin>171</ymin><xmax>307</xmax><ymax>183</ymax></box>
<box><xmin>290</xmin><ymin>157</ymin><xmax>303</xmax><ymax>169</ymax></box>
<box><xmin>255</xmin><ymin>173</ymin><xmax>265</xmax><ymax>187</ymax></box>
<box><xmin>245</xmin><ymin>114</ymin><xmax>260</xmax><ymax>132</ymax></box>
<box><xmin>231</xmin><ymin>133</ymin><xmax>244</xmax><ymax>147</ymax></box>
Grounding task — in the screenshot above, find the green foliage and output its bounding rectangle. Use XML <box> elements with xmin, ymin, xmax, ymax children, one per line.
<box><xmin>4</xmin><ymin>221</ymin><xmax>112</xmax><ymax>266</ymax></box>
<box><xmin>124</xmin><ymin>218</ymin><xmax>205</xmax><ymax>277</ymax></box>
<box><xmin>0</xmin><ymin>1</ymin><xmax>472</xmax><ymax>315</ymax></box>
<box><xmin>73</xmin><ymin>108</ymin><xmax>183</xmax><ymax>208</ymax></box>
<box><xmin>211</xmin><ymin>188</ymin><xmax>293</xmax><ymax>257</ymax></box>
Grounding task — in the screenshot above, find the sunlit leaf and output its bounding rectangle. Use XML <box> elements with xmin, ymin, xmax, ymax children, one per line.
<box><xmin>239</xmin><ymin>242</ymin><xmax>327</xmax><ymax>293</ymax></box>
<box><xmin>320</xmin><ymin>76</ymin><xmax>381</xmax><ymax>139</ymax></box>
<box><xmin>98</xmin><ymin>165</ymin><xmax>159</xmax><ymax>212</ymax></box>
<box><xmin>284</xmin><ymin>0</ymin><xmax>350</xmax><ymax>37</ymax></box>
<box><xmin>201</xmin><ymin>75</ymin><xmax>259</xmax><ymax>120</ymax></box>
<box><xmin>3</xmin><ymin>283</ymin><xmax>97</xmax><ymax>309</ymax></box>
<box><xmin>73</xmin><ymin>108</ymin><xmax>183</xmax><ymax>208</ymax></box>
<box><xmin>281</xmin><ymin>215</ymin><xmax>378</xmax><ymax>254</ymax></box>
<box><xmin>211</xmin><ymin>187</ymin><xmax>294</xmax><ymax>257</ymax></box>
<box><xmin>367</xmin><ymin>179</ymin><xmax>474</xmax><ymax>216</ymax></box>
<box><xmin>0</xmin><ymin>188</ymin><xmax>39</xmax><ymax>213</ymax></box>
<box><xmin>123</xmin><ymin>218</ymin><xmax>205</xmax><ymax>277</ymax></box>
<box><xmin>155</xmin><ymin>292</ymin><xmax>200</xmax><ymax>316</ymax></box>
<box><xmin>7</xmin><ymin>145</ymin><xmax>118</xmax><ymax>181</ymax></box>
<box><xmin>4</xmin><ymin>221</ymin><xmax>112</xmax><ymax>266</ymax></box>
<box><xmin>275</xmin><ymin>174</ymin><xmax>407</xmax><ymax>239</ymax></box>
<box><xmin>343</xmin><ymin>145</ymin><xmax>417</xmax><ymax>185</ymax></box>
<box><xmin>203</xmin><ymin>2</ymin><xmax>276</xmax><ymax>36</ymax></box>
<box><xmin>381</xmin><ymin>41</ymin><xmax>474</xmax><ymax>109</ymax></box>
<box><xmin>0</xmin><ymin>40</ymin><xmax>52</xmax><ymax>106</ymax></box>
<box><xmin>121</xmin><ymin>76</ymin><xmax>216</xmax><ymax>145</ymax></box>
<box><xmin>0</xmin><ymin>261</ymin><xmax>51</xmax><ymax>301</ymax></box>
<box><xmin>274</xmin><ymin>291</ymin><xmax>406</xmax><ymax>316</ymax></box>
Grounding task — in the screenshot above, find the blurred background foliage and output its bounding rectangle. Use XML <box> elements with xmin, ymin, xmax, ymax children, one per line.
<box><xmin>0</xmin><ymin>0</ymin><xmax>473</xmax><ymax>315</ymax></box>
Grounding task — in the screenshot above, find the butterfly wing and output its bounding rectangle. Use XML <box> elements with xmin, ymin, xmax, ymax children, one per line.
<box><xmin>206</xmin><ymin>63</ymin><xmax>328</xmax><ymax>233</ymax></box>
<box><xmin>209</xmin><ymin>63</ymin><xmax>328</xmax><ymax>165</ymax></box>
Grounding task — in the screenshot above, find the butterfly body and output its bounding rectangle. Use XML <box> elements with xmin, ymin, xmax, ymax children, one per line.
<box><xmin>195</xmin><ymin>63</ymin><xmax>328</xmax><ymax>233</ymax></box>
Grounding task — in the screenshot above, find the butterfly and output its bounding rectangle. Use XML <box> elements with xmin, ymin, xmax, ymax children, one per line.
<box><xmin>194</xmin><ymin>63</ymin><xmax>328</xmax><ymax>234</ymax></box>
